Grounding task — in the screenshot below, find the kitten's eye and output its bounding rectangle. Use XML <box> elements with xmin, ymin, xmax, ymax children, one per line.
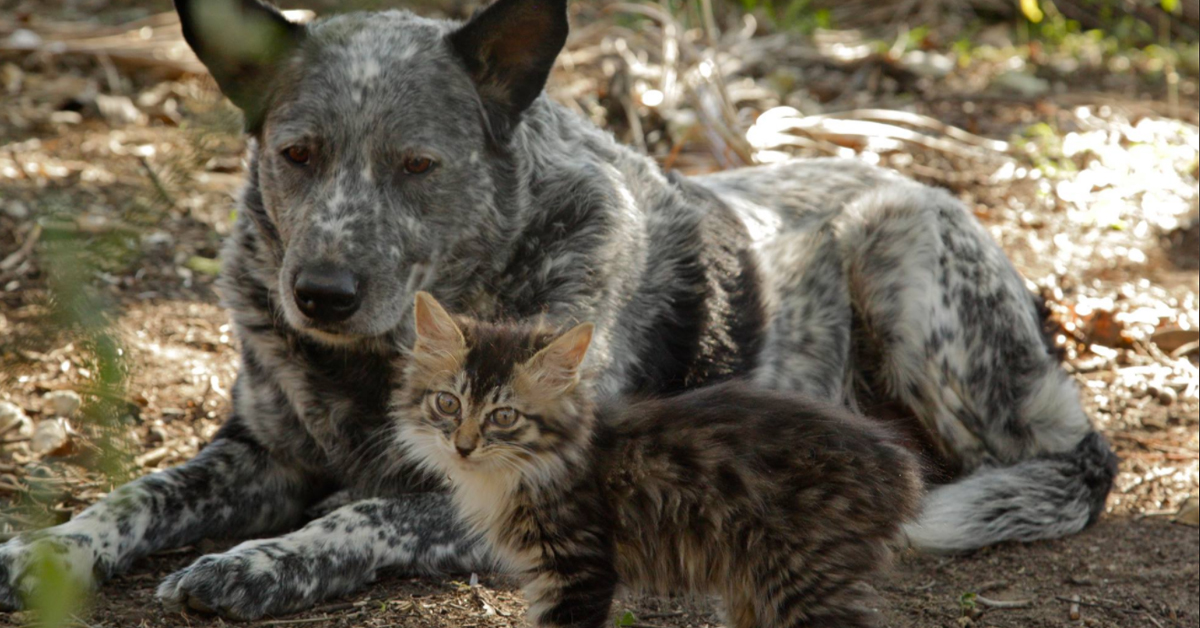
<box><xmin>489</xmin><ymin>408</ymin><xmax>519</xmax><ymax>428</ymax></box>
<box><xmin>282</xmin><ymin>145</ymin><xmax>312</xmax><ymax>166</ymax></box>
<box><xmin>403</xmin><ymin>156</ymin><xmax>434</xmax><ymax>175</ymax></box>
<box><xmin>435</xmin><ymin>392</ymin><xmax>460</xmax><ymax>416</ymax></box>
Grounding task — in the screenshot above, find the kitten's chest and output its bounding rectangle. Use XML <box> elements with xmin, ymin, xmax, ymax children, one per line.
<box><xmin>450</xmin><ymin>473</ymin><xmax>541</xmax><ymax>568</ymax></box>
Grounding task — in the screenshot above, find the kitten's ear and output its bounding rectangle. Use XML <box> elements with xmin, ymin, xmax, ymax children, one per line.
<box><xmin>413</xmin><ymin>292</ymin><xmax>464</xmax><ymax>353</ymax></box>
<box><xmin>524</xmin><ymin>322</ymin><xmax>593</xmax><ymax>393</ymax></box>
<box><xmin>175</xmin><ymin>0</ymin><xmax>304</xmax><ymax>133</ymax></box>
<box><xmin>447</xmin><ymin>0</ymin><xmax>569</xmax><ymax>142</ymax></box>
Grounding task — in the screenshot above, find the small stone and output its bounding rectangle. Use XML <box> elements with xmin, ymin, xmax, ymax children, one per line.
<box><xmin>147</xmin><ymin>425</ymin><xmax>168</xmax><ymax>445</ymax></box>
<box><xmin>141</xmin><ymin>230</ymin><xmax>175</xmax><ymax>249</ymax></box>
<box><xmin>990</xmin><ymin>71</ymin><xmax>1050</xmax><ymax>97</ymax></box>
<box><xmin>94</xmin><ymin>94</ymin><xmax>144</xmax><ymax>126</ymax></box>
<box><xmin>1141</xmin><ymin>412</ymin><xmax>1169</xmax><ymax>430</ymax></box>
<box><xmin>900</xmin><ymin>50</ymin><xmax>954</xmax><ymax>79</ymax></box>
<box><xmin>5</xmin><ymin>29</ymin><xmax>41</xmax><ymax>49</ymax></box>
<box><xmin>0</xmin><ymin>400</ymin><xmax>22</xmax><ymax>423</ymax></box>
<box><xmin>1</xmin><ymin>63</ymin><xmax>23</xmax><ymax>94</ymax></box>
<box><xmin>30</xmin><ymin>419</ymin><xmax>70</xmax><ymax>456</ymax></box>
<box><xmin>0</xmin><ymin>401</ymin><xmax>33</xmax><ymax>438</ymax></box>
<box><xmin>44</xmin><ymin>390</ymin><xmax>82</xmax><ymax>418</ymax></box>
<box><xmin>49</xmin><ymin>110</ymin><xmax>83</xmax><ymax>125</ymax></box>
<box><xmin>25</xmin><ymin>464</ymin><xmax>53</xmax><ymax>479</ymax></box>
<box><xmin>3</xmin><ymin>200</ymin><xmax>29</xmax><ymax>220</ymax></box>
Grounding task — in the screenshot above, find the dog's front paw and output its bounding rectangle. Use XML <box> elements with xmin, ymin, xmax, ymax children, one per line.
<box><xmin>156</xmin><ymin>538</ymin><xmax>367</xmax><ymax>620</ymax></box>
<box><xmin>0</xmin><ymin>534</ymin><xmax>100</xmax><ymax>611</ymax></box>
<box><xmin>156</xmin><ymin>549</ymin><xmax>284</xmax><ymax>620</ymax></box>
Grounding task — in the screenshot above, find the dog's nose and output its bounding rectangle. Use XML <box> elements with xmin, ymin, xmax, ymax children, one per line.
<box><xmin>293</xmin><ymin>265</ymin><xmax>362</xmax><ymax>323</ymax></box>
<box><xmin>456</xmin><ymin>445</ymin><xmax>475</xmax><ymax>459</ymax></box>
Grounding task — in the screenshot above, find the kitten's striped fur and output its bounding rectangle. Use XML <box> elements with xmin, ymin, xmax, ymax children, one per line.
<box><xmin>391</xmin><ymin>293</ymin><xmax>923</xmax><ymax>628</ymax></box>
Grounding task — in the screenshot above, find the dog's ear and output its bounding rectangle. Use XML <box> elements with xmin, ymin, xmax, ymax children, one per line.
<box><xmin>175</xmin><ymin>0</ymin><xmax>303</xmax><ymax>133</ymax></box>
<box><xmin>448</xmin><ymin>0</ymin><xmax>568</xmax><ymax>142</ymax></box>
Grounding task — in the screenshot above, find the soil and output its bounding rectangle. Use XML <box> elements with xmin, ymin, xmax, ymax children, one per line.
<box><xmin>0</xmin><ymin>520</ymin><xmax>1195</xmax><ymax>627</ymax></box>
<box><xmin>1</xmin><ymin>2</ymin><xmax>1197</xmax><ymax>627</ymax></box>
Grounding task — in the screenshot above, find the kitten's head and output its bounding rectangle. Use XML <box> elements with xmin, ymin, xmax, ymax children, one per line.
<box><xmin>392</xmin><ymin>292</ymin><xmax>595</xmax><ymax>491</ymax></box>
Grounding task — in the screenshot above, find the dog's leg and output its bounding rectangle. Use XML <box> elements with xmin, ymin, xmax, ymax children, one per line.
<box><xmin>0</xmin><ymin>418</ymin><xmax>315</xmax><ymax>611</ymax></box>
<box><xmin>836</xmin><ymin>184</ymin><xmax>1117</xmax><ymax>551</ymax></box>
<box><xmin>752</xmin><ymin>226</ymin><xmax>852</xmax><ymax>403</ymax></box>
<box><xmin>157</xmin><ymin>494</ymin><xmax>491</xmax><ymax>619</ymax></box>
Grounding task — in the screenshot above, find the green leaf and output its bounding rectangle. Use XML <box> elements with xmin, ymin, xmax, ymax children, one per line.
<box><xmin>1162</xmin><ymin>0</ymin><xmax>1180</xmax><ymax>14</ymax></box>
<box><xmin>28</xmin><ymin>543</ymin><xmax>86</xmax><ymax>628</ymax></box>
<box><xmin>615</xmin><ymin>610</ymin><xmax>637</xmax><ymax>627</ymax></box>
<box><xmin>184</xmin><ymin>255</ymin><xmax>222</xmax><ymax>276</ymax></box>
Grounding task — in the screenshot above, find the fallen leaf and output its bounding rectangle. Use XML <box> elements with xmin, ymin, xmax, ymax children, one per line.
<box><xmin>43</xmin><ymin>390</ymin><xmax>81</xmax><ymax>418</ymax></box>
<box><xmin>30</xmin><ymin>418</ymin><xmax>72</xmax><ymax>457</ymax></box>
<box><xmin>1082</xmin><ymin>308</ymin><xmax>1130</xmax><ymax>348</ymax></box>
<box><xmin>1150</xmin><ymin>328</ymin><xmax>1200</xmax><ymax>355</ymax></box>
<box><xmin>1174</xmin><ymin>497</ymin><xmax>1199</xmax><ymax>527</ymax></box>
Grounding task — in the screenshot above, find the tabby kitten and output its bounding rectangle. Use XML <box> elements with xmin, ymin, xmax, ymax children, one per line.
<box><xmin>391</xmin><ymin>292</ymin><xmax>923</xmax><ymax>628</ymax></box>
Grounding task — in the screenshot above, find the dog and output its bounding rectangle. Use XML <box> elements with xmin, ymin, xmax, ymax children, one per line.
<box><xmin>0</xmin><ymin>0</ymin><xmax>1117</xmax><ymax>619</ymax></box>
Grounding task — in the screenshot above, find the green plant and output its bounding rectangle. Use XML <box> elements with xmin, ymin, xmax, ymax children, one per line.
<box><xmin>739</xmin><ymin>0</ymin><xmax>831</xmax><ymax>33</ymax></box>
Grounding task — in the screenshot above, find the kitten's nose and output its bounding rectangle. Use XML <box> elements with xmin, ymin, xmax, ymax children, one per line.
<box><xmin>456</xmin><ymin>445</ymin><xmax>475</xmax><ymax>458</ymax></box>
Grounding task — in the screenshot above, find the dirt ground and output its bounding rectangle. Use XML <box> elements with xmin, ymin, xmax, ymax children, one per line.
<box><xmin>1</xmin><ymin>518</ymin><xmax>1196</xmax><ymax>628</ymax></box>
<box><xmin>1</xmin><ymin>1</ymin><xmax>1198</xmax><ymax>627</ymax></box>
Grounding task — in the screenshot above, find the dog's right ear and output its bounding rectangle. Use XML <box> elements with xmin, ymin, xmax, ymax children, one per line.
<box><xmin>175</xmin><ymin>0</ymin><xmax>303</xmax><ymax>133</ymax></box>
<box><xmin>448</xmin><ymin>0</ymin><xmax>569</xmax><ymax>143</ymax></box>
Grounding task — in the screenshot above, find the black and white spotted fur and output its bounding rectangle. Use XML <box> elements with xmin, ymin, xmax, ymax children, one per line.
<box><xmin>0</xmin><ymin>0</ymin><xmax>1117</xmax><ymax>618</ymax></box>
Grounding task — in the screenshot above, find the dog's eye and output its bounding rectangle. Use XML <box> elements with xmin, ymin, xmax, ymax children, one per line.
<box><xmin>435</xmin><ymin>392</ymin><xmax>460</xmax><ymax>416</ymax></box>
<box><xmin>489</xmin><ymin>408</ymin><xmax>519</xmax><ymax>428</ymax></box>
<box><xmin>403</xmin><ymin>156</ymin><xmax>434</xmax><ymax>175</ymax></box>
<box><xmin>282</xmin><ymin>145</ymin><xmax>311</xmax><ymax>166</ymax></box>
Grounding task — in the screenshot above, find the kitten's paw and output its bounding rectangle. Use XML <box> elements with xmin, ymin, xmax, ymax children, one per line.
<box><xmin>0</xmin><ymin>534</ymin><xmax>99</xmax><ymax>611</ymax></box>
<box><xmin>156</xmin><ymin>539</ymin><xmax>367</xmax><ymax>620</ymax></box>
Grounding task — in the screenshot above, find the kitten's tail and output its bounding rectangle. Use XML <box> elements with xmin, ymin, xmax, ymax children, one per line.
<box><xmin>903</xmin><ymin>432</ymin><xmax>1118</xmax><ymax>553</ymax></box>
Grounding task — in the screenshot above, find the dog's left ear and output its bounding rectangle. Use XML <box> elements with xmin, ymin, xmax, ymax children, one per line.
<box><xmin>448</xmin><ymin>0</ymin><xmax>568</xmax><ymax>143</ymax></box>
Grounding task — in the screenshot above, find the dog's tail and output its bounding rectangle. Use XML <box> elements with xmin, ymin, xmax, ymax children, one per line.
<box><xmin>903</xmin><ymin>432</ymin><xmax>1119</xmax><ymax>552</ymax></box>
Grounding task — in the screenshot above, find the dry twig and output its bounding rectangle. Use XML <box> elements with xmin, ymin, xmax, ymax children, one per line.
<box><xmin>975</xmin><ymin>595</ymin><xmax>1033</xmax><ymax>609</ymax></box>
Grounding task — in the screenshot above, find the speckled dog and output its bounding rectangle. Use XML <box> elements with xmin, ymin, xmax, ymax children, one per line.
<box><xmin>393</xmin><ymin>292</ymin><xmax>922</xmax><ymax>628</ymax></box>
<box><xmin>0</xmin><ymin>0</ymin><xmax>1115</xmax><ymax>619</ymax></box>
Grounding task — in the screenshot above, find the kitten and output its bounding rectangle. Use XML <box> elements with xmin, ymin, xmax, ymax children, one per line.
<box><xmin>390</xmin><ymin>292</ymin><xmax>923</xmax><ymax>628</ymax></box>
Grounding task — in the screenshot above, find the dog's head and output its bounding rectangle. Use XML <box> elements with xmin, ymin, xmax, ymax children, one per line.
<box><xmin>176</xmin><ymin>0</ymin><xmax>568</xmax><ymax>345</ymax></box>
